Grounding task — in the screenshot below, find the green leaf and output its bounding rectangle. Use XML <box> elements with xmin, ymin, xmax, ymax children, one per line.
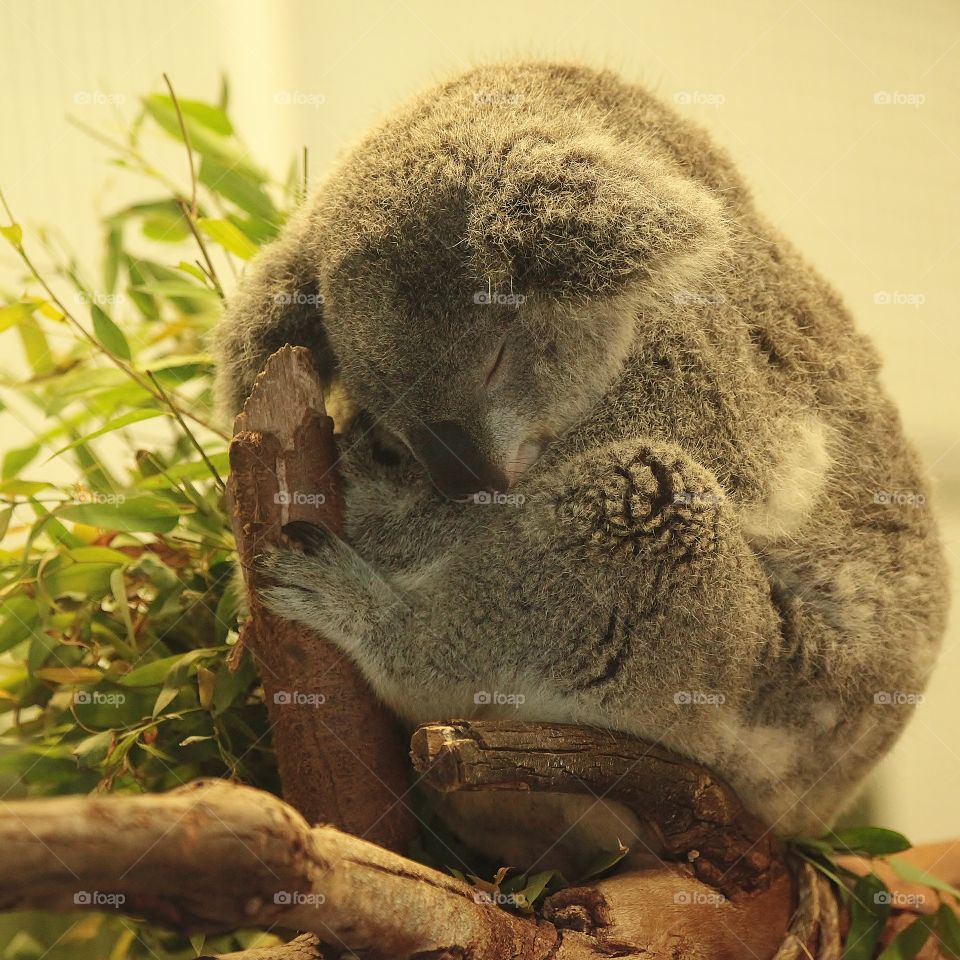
<box><xmin>212</xmin><ymin>652</ymin><xmax>255</xmax><ymax>715</ymax></box>
<box><xmin>843</xmin><ymin>873</ymin><xmax>890</xmax><ymax>960</ymax></box>
<box><xmin>150</xmin><ymin>648</ymin><xmax>220</xmax><ymax>717</ymax></box>
<box><xmin>142</xmin><ymin>95</ymin><xmax>259</xmax><ymax>179</ymax></box>
<box><xmin>40</xmin><ymin>560</ymin><xmax>121</xmax><ymax>598</ymax></box>
<box><xmin>109</xmin><ymin>566</ymin><xmax>136</xmax><ymax>651</ymax></box>
<box><xmin>937</xmin><ymin>903</ymin><xmax>960</xmax><ymax>958</ymax></box>
<box><xmin>34</xmin><ymin>667</ymin><xmax>104</xmax><ymax>684</ymax></box>
<box><xmin>1</xmin><ymin>223</ymin><xmax>23</xmax><ymax>246</ymax></box>
<box><xmin>0</xmin><ymin>595</ymin><xmax>40</xmax><ymax>654</ymax></box>
<box><xmin>578</xmin><ymin>841</ymin><xmax>630</xmax><ymax>882</ymax></box>
<box><xmin>72</xmin><ymin>729</ymin><xmax>115</xmax><ymax>767</ymax></box>
<box><xmin>3</xmin><ymin>443</ymin><xmax>39</xmax><ymax>479</ymax></box>
<box><xmin>199</xmin><ymin>154</ymin><xmax>278</xmax><ymax>221</ymax></box>
<box><xmin>878</xmin><ymin>914</ymin><xmax>934</xmax><ymax>960</ymax></box>
<box><xmin>890</xmin><ymin>859</ymin><xmax>960</xmax><ymax>901</ymax></box>
<box><xmin>118</xmin><ymin>654</ymin><xmax>186</xmax><ymax>688</ymax></box>
<box><xmin>157</xmin><ymin>95</ymin><xmax>233</xmax><ymax>136</ymax></box>
<box><xmin>48</xmin><ymin>409</ymin><xmax>165</xmax><ymax>460</ymax></box>
<box><xmin>509</xmin><ymin>870</ymin><xmax>562</xmax><ymax>911</ymax></box>
<box><xmin>104</xmin><ymin>222</ymin><xmax>122</xmax><ymax>292</ymax></box>
<box><xmin>91</xmin><ymin>304</ymin><xmax>132</xmax><ymax>360</ymax></box>
<box><xmin>64</xmin><ymin>546</ymin><xmax>132</xmax><ymax>565</ymax></box>
<box><xmin>120</xmin><ymin>648</ymin><xmax>219</xmax><ymax>689</ymax></box>
<box><xmin>16</xmin><ymin>313</ymin><xmax>55</xmax><ymax>376</ymax></box>
<box><xmin>58</xmin><ymin>493</ymin><xmax>181</xmax><ymax>533</ymax></box>
<box><xmin>176</xmin><ymin>260</ymin><xmax>209</xmax><ymax>282</ymax></box>
<box><xmin>197</xmin><ymin>217</ymin><xmax>258</xmax><ymax>259</ymax></box>
<box><xmin>0</xmin><ymin>301</ymin><xmax>33</xmax><ymax>333</ymax></box>
<box><xmin>828</xmin><ymin>828</ymin><xmax>912</xmax><ymax>857</ymax></box>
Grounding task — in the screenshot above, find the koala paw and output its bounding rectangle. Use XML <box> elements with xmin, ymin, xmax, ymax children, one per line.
<box><xmin>255</xmin><ymin>540</ymin><xmax>349</xmax><ymax>633</ymax></box>
<box><xmin>553</xmin><ymin>443</ymin><xmax>723</xmax><ymax>560</ymax></box>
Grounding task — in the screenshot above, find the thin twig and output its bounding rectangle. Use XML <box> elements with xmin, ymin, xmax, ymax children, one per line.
<box><xmin>0</xmin><ymin>188</ymin><xmax>228</xmax><ymax>441</ymax></box>
<box><xmin>177</xmin><ymin>199</ymin><xmax>225</xmax><ymax>298</ymax></box>
<box><xmin>147</xmin><ymin>370</ymin><xmax>225</xmax><ymax>490</ymax></box>
<box><xmin>163</xmin><ymin>73</ymin><xmax>199</xmax><ymax>218</ymax></box>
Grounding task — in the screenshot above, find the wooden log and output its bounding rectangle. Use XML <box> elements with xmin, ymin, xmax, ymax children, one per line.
<box><xmin>0</xmin><ymin>779</ymin><xmax>955</xmax><ymax>959</ymax></box>
<box><xmin>227</xmin><ymin>344</ymin><xmax>415</xmax><ymax>853</ymax></box>
<box><xmin>411</xmin><ymin>718</ymin><xmax>785</xmax><ymax>899</ymax></box>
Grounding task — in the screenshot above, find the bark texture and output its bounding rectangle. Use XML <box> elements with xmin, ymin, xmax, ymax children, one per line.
<box><xmin>411</xmin><ymin>718</ymin><xmax>784</xmax><ymax>898</ymax></box>
<box><xmin>227</xmin><ymin>345</ymin><xmax>415</xmax><ymax>852</ymax></box>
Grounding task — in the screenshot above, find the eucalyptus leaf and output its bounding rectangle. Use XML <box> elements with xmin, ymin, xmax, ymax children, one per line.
<box><xmin>91</xmin><ymin>304</ymin><xmax>132</xmax><ymax>360</ymax></box>
<box><xmin>877</xmin><ymin>914</ymin><xmax>935</xmax><ymax>960</ymax></box>
<box><xmin>197</xmin><ymin>217</ymin><xmax>258</xmax><ymax>259</ymax></box>
<box><xmin>842</xmin><ymin>872</ymin><xmax>890</xmax><ymax>960</ymax></box>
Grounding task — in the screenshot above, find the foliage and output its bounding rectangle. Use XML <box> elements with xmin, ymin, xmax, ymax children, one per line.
<box><xmin>0</xmin><ymin>76</ymin><xmax>302</xmax><ymax>958</ymax></box>
<box><xmin>792</xmin><ymin>829</ymin><xmax>960</xmax><ymax>959</ymax></box>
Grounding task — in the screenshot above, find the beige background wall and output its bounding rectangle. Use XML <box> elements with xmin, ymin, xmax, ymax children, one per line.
<box><xmin>1</xmin><ymin>0</ymin><xmax>957</xmax><ymax>839</ymax></box>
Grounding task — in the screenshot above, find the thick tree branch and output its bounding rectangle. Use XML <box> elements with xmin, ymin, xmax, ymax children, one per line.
<box><xmin>411</xmin><ymin>719</ymin><xmax>785</xmax><ymax>898</ymax></box>
<box><xmin>227</xmin><ymin>345</ymin><xmax>415</xmax><ymax>852</ymax></box>
<box><xmin>2</xmin><ymin>779</ymin><xmax>955</xmax><ymax>959</ymax></box>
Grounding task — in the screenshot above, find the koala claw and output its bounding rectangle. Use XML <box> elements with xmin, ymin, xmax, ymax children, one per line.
<box><xmin>281</xmin><ymin>519</ymin><xmax>338</xmax><ymax>555</ymax></box>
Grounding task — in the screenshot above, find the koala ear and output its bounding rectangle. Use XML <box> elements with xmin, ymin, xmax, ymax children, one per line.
<box><xmin>468</xmin><ymin>133</ymin><xmax>729</xmax><ymax>299</ymax></box>
<box><xmin>213</xmin><ymin>207</ymin><xmax>335</xmax><ymax>418</ymax></box>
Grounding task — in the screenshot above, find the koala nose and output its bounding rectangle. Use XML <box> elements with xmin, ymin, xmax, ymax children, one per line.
<box><xmin>408</xmin><ymin>420</ymin><xmax>509</xmax><ymax>499</ymax></box>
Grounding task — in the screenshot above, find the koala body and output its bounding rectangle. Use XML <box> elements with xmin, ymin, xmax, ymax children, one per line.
<box><xmin>215</xmin><ymin>62</ymin><xmax>948</xmax><ymax>843</ymax></box>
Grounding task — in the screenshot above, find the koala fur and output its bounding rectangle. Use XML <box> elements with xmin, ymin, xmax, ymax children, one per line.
<box><xmin>214</xmin><ymin>62</ymin><xmax>948</xmax><ymax>850</ymax></box>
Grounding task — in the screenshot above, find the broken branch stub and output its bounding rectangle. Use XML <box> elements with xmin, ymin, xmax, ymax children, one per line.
<box><xmin>228</xmin><ymin>345</ymin><xmax>415</xmax><ymax>853</ymax></box>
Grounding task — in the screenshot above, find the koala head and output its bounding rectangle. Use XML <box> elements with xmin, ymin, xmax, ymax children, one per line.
<box><xmin>303</xmin><ymin>124</ymin><xmax>728</xmax><ymax>499</ymax></box>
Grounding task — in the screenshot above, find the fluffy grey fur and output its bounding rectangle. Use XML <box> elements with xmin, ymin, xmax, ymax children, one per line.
<box><xmin>214</xmin><ymin>61</ymin><xmax>948</xmax><ymax>840</ymax></box>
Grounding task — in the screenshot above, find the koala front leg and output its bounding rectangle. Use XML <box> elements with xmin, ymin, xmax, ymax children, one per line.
<box><xmin>261</xmin><ymin>439</ymin><xmax>781</xmax><ymax>737</ymax></box>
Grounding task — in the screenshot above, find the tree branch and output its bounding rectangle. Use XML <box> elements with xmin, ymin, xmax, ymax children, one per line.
<box><xmin>411</xmin><ymin>719</ymin><xmax>784</xmax><ymax>898</ymax></box>
<box><xmin>227</xmin><ymin>345</ymin><xmax>415</xmax><ymax>852</ymax></box>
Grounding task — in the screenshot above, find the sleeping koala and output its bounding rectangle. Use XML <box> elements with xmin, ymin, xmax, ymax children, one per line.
<box><xmin>214</xmin><ymin>61</ymin><xmax>948</xmax><ymax>850</ymax></box>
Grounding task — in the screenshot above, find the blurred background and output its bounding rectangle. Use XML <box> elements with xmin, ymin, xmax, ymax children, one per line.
<box><xmin>1</xmin><ymin>0</ymin><xmax>957</xmax><ymax>840</ymax></box>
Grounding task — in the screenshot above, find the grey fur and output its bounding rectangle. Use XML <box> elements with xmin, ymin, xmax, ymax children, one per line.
<box><xmin>215</xmin><ymin>62</ymin><xmax>948</xmax><ymax>839</ymax></box>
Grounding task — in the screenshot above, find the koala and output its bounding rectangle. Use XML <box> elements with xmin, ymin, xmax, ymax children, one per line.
<box><xmin>214</xmin><ymin>61</ymin><xmax>948</xmax><ymax>852</ymax></box>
